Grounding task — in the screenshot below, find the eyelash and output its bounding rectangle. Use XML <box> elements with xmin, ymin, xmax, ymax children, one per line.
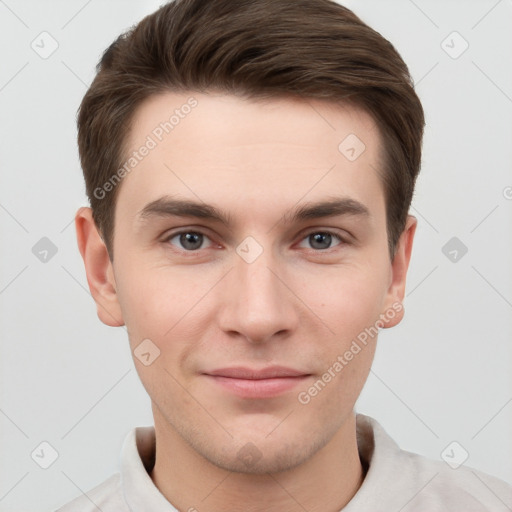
<box><xmin>162</xmin><ymin>229</ymin><xmax>349</xmax><ymax>255</ymax></box>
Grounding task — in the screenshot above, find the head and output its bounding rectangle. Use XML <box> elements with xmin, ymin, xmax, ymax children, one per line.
<box><xmin>76</xmin><ymin>0</ymin><xmax>424</xmax><ymax>474</ymax></box>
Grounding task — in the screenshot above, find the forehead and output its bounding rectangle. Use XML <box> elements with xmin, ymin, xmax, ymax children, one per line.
<box><xmin>116</xmin><ymin>91</ymin><xmax>385</xmax><ymax>228</ymax></box>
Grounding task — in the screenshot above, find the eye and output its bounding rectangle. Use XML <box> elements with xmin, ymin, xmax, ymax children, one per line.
<box><xmin>164</xmin><ymin>230</ymin><xmax>214</xmax><ymax>251</ymax></box>
<box><xmin>163</xmin><ymin>229</ymin><xmax>347</xmax><ymax>253</ymax></box>
<box><xmin>298</xmin><ymin>230</ymin><xmax>345</xmax><ymax>251</ymax></box>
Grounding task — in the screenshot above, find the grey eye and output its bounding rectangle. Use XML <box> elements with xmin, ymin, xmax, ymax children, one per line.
<box><xmin>168</xmin><ymin>231</ymin><xmax>212</xmax><ymax>251</ymax></box>
<box><xmin>298</xmin><ymin>231</ymin><xmax>343</xmax><ymax>250</ymax></box>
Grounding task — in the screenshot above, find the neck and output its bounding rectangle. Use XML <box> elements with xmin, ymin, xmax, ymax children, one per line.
<box><xmin>149</xmin><ymin>410</ymin><xmax>365</xmax><ymax>512</ymax></box>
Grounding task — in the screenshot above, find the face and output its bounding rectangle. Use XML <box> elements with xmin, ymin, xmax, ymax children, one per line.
<box><xmin>77</xmin><ymin>91</ymin><xmax>415</xmax><ymax>474</ymax></box>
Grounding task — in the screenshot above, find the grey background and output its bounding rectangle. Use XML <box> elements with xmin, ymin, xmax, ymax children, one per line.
<box><xmin>0</xmin><ymin>0</ymin><xmax>511</xmax><ymax>510</ymax></box>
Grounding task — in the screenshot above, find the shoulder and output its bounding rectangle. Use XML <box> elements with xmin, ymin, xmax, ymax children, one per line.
<box><xmin>55</xmin><ymin>472</ymin><xmax>127</xmax><ymax>512</ymax></box>
<box><xmin>353</xmin><ymin>414</ymin><xmax>512</xmax><ymax>512</ymax></box>
<box><xmin>398</xmin><ymin>446</ymin><xmax>512</xmax><ymax>511</ymax></box>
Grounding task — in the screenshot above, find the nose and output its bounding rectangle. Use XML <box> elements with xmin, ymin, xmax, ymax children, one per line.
<box><xmin>217</xmin><ymin>240</ymin><xmax>299</xmax><ymax>344</ymax></box>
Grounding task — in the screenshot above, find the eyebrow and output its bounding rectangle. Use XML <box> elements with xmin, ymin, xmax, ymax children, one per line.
<box><xmin>136</xmin><ymin>195</ymin><xmax>370</xmax><ymax>228</ymax></box>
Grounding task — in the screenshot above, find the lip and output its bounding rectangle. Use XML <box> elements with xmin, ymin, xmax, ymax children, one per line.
<box><xmin>204</xmin><ymin>366</ymin><xmax>311</xmax><ymax>399</ymax></box>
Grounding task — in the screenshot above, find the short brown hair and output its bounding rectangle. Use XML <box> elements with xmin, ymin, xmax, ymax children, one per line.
<box><xmin>77</xmin><ymin>0</ymin><xmax>425</xmax><ymax>261</ymax></box>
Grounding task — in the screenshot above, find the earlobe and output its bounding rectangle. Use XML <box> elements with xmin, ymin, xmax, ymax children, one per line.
<box><xmin>75</xmin><ymin>207</ymin><xmax>125</xmax><ymax>327</ymax></box>
<box><xmin>380</xmin><ymin>214</ymin><xmax>417</xmax><ymax>329</ymax></box>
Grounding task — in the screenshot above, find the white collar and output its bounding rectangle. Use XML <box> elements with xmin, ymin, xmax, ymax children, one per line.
<box><xmin>119</xmin><ymin>413</ymin><xmax>400</xmax><ymax>511</ymax></box>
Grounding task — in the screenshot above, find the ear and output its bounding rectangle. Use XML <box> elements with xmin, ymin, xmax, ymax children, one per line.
<box><xmin>75</xmin><ymin>207</ymin><xmax>124</xmax><ymax>327</ymax></box>
<box><xmin>380</xmin><ymin>214</ymin><xmax>417</xmax><ymax>328</ymax></box>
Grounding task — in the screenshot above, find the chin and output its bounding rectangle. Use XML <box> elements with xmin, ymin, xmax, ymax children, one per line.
<box><xmin>195</xmin><ymin>432</ymin><xmax>332</xmax><ymax>475</ymax></box>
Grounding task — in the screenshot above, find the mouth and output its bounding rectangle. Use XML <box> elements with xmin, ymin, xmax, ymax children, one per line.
<box><xmin>203</xmin><ymin>366</ymin><xmax>312</xmax><ymax>399</ymax></box>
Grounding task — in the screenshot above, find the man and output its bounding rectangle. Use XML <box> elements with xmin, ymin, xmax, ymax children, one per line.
<box><xmin>57</xmin><ymin>0</ymin><xmax>512</xmax><ymax>510</ymax></box>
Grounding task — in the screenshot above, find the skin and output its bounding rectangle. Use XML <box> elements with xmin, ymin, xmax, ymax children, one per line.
<box><xmin>76</xmin><ymin>91</ymin><xmax>416</xmax><ymax>512</ymax></box>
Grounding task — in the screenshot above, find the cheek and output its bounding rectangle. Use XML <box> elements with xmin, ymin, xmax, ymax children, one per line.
<box><xmin>115</xmin><ymin>264</ymin><xmax>181</xmax><ymax>354</ymax></box>
<box><xmin>117</xmin><ymin>258</ymin><xmax>188</xmax><ymax>320</ymax></box>
<box><xmin>299</xmin><ymin>262</ymin><xmax>389</xmax><ymax>342</ymax></box>
<box><xmin>116</xmin><ymin>265</ymin><xmax>211</xmax><ymax>371</ymax></box>
<box><xmin>116</xmin><ymin>268</ymin><xmax>197</xmax><ymax>405</ymax></box>
<box><xmin>320</xmin><ymin>264</ymin><xmax>388</xmax><ymax>398</ymax></box>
